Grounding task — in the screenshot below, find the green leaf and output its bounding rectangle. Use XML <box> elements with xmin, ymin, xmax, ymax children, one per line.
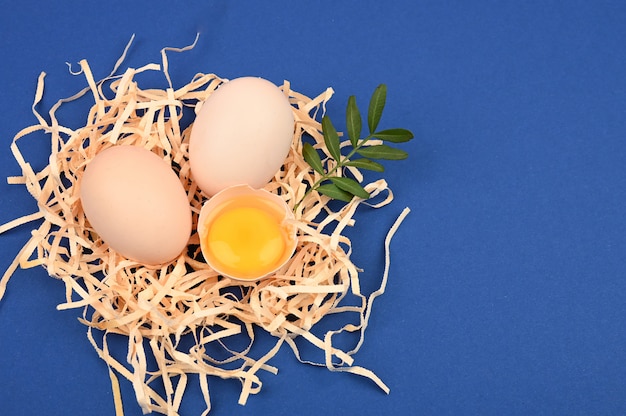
<box><xmin>357</xmin><ymin>144</ymin><xmax>408</xmax><ymax>160</ymax></box>
<box><xmin>321</xmin><ymin>115</ymin><xmax>342</xmax><ymax>161</ymax></box>
<box><xmin>302</xmin><ymin>142</ymin><xmax>324</xmax><ymax>174</ymax></box>
<box><xmin>330</xmin><ymin>177</ymin><xmax>370</xmax><ymax>199</ymax></box>
<box><xmin>372</xmin><ymin>128</ymin><xmax>414</xmax><ymax>143</ymax></box>
<box><xmin>344</xmin><ymin>158</ymin><xmax>385</xmax><ymax>172</ymax></box>
<box><xmin>317</xmin><ymin>183</ymin><xmax>354</xmax><ymax>202</ymax></box>
<box><xmin>346</xmin><ymin>96</ymin><xmax>361</xmax><ymax>147</ymax></box>
<box><xmin>367</xmin><ymin>84</ymin><xmax>387</xmax><ymax>134</ymax></box>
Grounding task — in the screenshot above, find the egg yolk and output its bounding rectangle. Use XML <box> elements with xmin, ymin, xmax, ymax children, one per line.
<box><xmin>204</xmin><ymin>197</ymin><xmax>290</xmax><ymax>279</ymax></box>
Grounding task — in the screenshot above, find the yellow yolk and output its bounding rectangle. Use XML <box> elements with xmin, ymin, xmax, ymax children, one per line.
<box><xmin>203</xmin><ymin>197</ymin><xmax>290</xmax><ymax>279</ymax></box>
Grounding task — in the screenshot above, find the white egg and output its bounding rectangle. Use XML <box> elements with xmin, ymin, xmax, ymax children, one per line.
<box><xmin>188</xmin><ymin>77</ymin><xmax>295</xmax><ymax>196</ymax></box>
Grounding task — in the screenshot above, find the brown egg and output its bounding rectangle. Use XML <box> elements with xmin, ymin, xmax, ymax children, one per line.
<box><xmin>79</xmin><ymin>145</ymin><xmax>192</xmax><ymax>265</ymax></box>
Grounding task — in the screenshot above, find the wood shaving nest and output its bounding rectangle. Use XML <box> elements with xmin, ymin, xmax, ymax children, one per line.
<box><xmin>0</xmin><ymin>36</ymin><xmax>410</xmax><ymax>416</ymax></box>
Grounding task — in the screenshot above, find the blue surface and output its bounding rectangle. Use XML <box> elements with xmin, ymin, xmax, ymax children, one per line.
<box><xmin>1</xmin><ymin>1</ymin><xmax>626</xmax><ymax>415</ymax></box>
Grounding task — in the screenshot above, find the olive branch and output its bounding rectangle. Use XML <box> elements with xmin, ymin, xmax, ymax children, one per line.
<box><xmin>296</xmin><ymin>84</ymin><xmax>414</xmax><ymax>210</ymax></box>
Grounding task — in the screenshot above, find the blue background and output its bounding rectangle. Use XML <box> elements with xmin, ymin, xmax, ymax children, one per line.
<box><xmin>1</xmin><ymin>1</ymin><xmax>626</xmax><ymax>415</ymax></box>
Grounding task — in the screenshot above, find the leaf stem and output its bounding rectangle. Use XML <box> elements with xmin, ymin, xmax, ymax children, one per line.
<box><xmin>294</xmin><ymin>132</ymin><xmax>376</xmax><ymax>211</ymax></box>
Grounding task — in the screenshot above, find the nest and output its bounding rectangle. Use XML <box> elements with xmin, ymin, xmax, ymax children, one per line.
<box><xmin>0</xmin><ymin>36</ymin><xmax>409</xmax><ymax>416</ymax></box>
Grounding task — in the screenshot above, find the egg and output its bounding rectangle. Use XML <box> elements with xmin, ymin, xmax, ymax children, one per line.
<box><xmin>79</xmin><ymin>145</ymin><xmax>192</xmax><ymax>265</ymax></box>
<box><xmin>188</xmin><ymin>77</ymin><xmax>295</xmax><ymax>196</ymax></box>
<box><xmin>197</xmin><ymin>185</ymin><xmax>297</xmax><ymax>281</ymax></box>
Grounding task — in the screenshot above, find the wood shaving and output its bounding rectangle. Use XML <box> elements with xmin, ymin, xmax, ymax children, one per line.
<box><xmin>0</xmin><ymin>37</ymin><xmax>409</xmax><ymax>415</ymax></box>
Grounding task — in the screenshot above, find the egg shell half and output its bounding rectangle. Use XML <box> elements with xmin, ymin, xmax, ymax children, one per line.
<box><xmin>79</xmin><ymin>145</ymin><xmax>192</xmax><ymax>265</ymax></box>
<box><xmin>197</xmin><ymin>185</ymin><xmax>297</xmax><ymax>281</ymax></box>
<box><xmin>188</xmin><ymin>77</ymin><xmax>295</xmax><ymax>196</ymax></box>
